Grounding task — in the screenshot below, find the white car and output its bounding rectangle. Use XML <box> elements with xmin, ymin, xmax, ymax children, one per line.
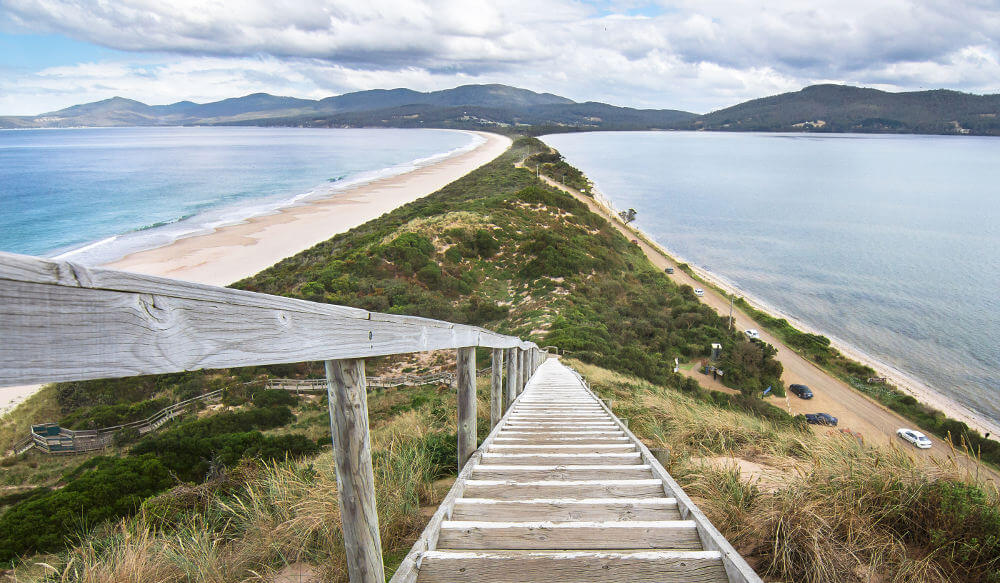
<box><xmin>694</xmin><ymin>288</ymin><xmax>705</xmax><ymax>297</ymax></box>
<box><xmin>745</xmin><ymin>329</ymin><xmax>760</xmax><ymax>340</ymax></box>
<box><xmin>897</xmin><ymin>428</ymin><xmax>932</xmax><ymax>449</ymax></box>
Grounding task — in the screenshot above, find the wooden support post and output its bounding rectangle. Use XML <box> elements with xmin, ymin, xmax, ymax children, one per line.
<box><xmin>490</xmin><ymin>348</ymin><xmax>503</xmax><ymax>429</ymax></box>
<box><xmin>325</xmin><ymin>359</ymin><xmax>385</xmax><ymax>583</ymax></box>
<box><xmin>456</xmin><ymin>347</ymin><xmax>477</xmax><ymax>470</ymax></box>
<box><xmin>515</xmin><ymin>349</ymin><xmax>525</xmax><ymax>395</ymax></box>
<box><xmin>521</xmin><ymin>348</ymin><xmax>530</xmax><ymax>388</ymax></box>
<box><xmin>504</xmin><ymin>347</ymin><xmax>517</xmax><ymax>411</ymax></box>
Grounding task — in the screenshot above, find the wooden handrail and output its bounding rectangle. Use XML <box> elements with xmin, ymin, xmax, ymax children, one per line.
<box><xmin>0</xmin><ymin>252</ymin><xmax>536</xmax><ymax>386</ymax></box>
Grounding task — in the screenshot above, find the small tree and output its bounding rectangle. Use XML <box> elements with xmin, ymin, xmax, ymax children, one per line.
<box><xmin>619</xmin><ymin>208</ymin><xmax>637</xmax><ymax>224</ymax></box>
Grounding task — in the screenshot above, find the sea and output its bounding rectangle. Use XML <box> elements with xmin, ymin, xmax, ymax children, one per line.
<box><xmin>0</xmin><ymin>126</ymin><xmax>480</xmax><ymax>265</ymax></box>
<box><xmin>542</xmin><ymin>131</ymin><xmax>1000</xmax><ymax>427</ymax></box>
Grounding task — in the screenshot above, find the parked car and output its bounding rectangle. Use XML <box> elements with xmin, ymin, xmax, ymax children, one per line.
<box><xmin>694</xmin><ymin>288</ymin><xmax>705</xmax><ymax>297</ymax></box>
<box><xmin>744</xmin><ymin>329</ymin><xmax>760</xmax><ymax>340</ymax></box>
<box><xmin>897</xmin><ymin>428</ymin><xmax>932</xmax><ymax>449</ymax></box>
<box><xmin>789</xmin><ymin>384</ymin><xmax>813</xmax><ymax>399</ymax></box>
<box><xmin>805</xmin><ymin>413</ymin><xmax>838</xmax><ymax>426</ymax></box>
<box><xmin>665</xmin><ymin>267</ymin><xmax>674</xmax><ymax>274</ymax></box>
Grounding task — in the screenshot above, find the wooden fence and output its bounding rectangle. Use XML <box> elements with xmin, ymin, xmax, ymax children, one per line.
<box><xmin>0</xmin><ymin>251</ymin><xmax>542</xmax><ymax>583</ymax></box>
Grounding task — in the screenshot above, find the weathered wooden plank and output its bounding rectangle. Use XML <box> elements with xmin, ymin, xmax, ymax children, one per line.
<box><xmin>450</xmin><ymin>498</ymin><xmax>680</xmax><ymax>521</ymax></box>
<box><xmin>438</xmin><ymin>520</ymin><xmax>701</xmax><ymax>550</ymax></box>
<box><xmin>469</xmin><ymin>464</ymin><xmax>653</xmax><ymax>481</ymax></box>
<box><xmin>326</xmin><ymin>359</ymin><xmax>384</xmax><ymax>583</ymax></box>
<box><xmin>488</xmin><ymin>444</ymin><xmax>635</xmax><ymax>454</ymax></box>
<box><xmin>504</xmin><ymin>347</ymin><xmax>516</xmax><ymax>412</ymax></box>
<box><xmin>490</xmin><ymin>349</ymin><xmax>503</xmax><ymax>429</ymax></box>
<box><xmin>492</xmin><ymin>436</ymin><xmax>631</xmax><ymax>444</ymax></box>
<box><xmin>462</xmin><ymin>479</ymin><xmax>665</xmax><ymax>499</ymax></box>
<box><xmin>456</xmin><ymin>347</ymin><xmax>476</xmax><ymax>471</ymax></box>
<box><xmin>515</xmin><ymin>349</ymin><xmax>524</xmax><ymax>395</ymax></box>
<box><xmin>479</xmin><ymin>452</ymin><xmax>643</xmax><ymax>465</ymax></box>
<box><xmin>0</xmin><ymin>252</ymin><xmax>536</xmax><ymax>386</ymax></box>
<box><xmin>416</xmin><ymin>550</ymin><xmax>728</xmax><ymax>583</ymax></box>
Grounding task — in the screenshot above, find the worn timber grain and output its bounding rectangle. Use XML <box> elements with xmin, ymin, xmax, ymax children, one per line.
<box><xmin>437</xmin><ymin>520</ymin><xmax>702</xmax><ymax>550</ymax></box>
<box><xmin>326</xmin><ymin>359</ymin><xmax>384</xmax><ymax>583</ymax></box>
<box><xmin>450</xmin><ymin>498</ymin><xmax>682</xmax><ymax>521</ymax></box>
<box><xmin>416</xmin><ymin>550</ymin><xmax>729</xmax><ymax>583</ymax></box>
<box><xmin>0</xmin><ymin>252</ymin><xmax>536</xmax><ymax>386</ymax></box>
<box><xmin>456</xmin><ymin>347</ymin><xmax>477</xmax><ymax>470</ymax></box>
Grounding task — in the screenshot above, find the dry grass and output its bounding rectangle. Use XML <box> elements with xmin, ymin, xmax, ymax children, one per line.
<box><xmin>6</xmin><ymin>423</ymin><xmax>444</xmax><ymax>583</ymax></box>
<box><xmin>567</xmin><ymin>358</ymin><xmax>1000</xmax><ymax>583</ymax></box>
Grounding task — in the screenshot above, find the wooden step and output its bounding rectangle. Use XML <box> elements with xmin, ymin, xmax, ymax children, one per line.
<box><xmin>489</xmin><ymin>444</ymin><xmax>635</xmax><ymax>454</ymax></box>
<box><xmin>462</xmin><ymin>479</ymin><xmax>664</xmax><ymax>499</ymax></box>
<box><xmin>470</xmin><ymin>464</ymin><xmax>653</xmax><ymax>481</ymax></box>
<box><xmin>451</xmin><ymin>498</ymin><xmax>680</xmax><ymax>521</ymax></box>
<box><xmin>492</xmin><ymin>436</ymin><xmax>631</xmax><ymax>444</ymax></box>
<box><xmin>437</xmin><ymin>520</ymin><xmax>701</xmax><ymax>550</ymax></box>
<box><xmin>416</xmin><ymin>550</ymin><xmax>728</xmax><ymax>583</ymax></box>
<box><xmin>480</xmin><ymin>452</ymin><xmax>642</xmax><ymax>465</ymax></box>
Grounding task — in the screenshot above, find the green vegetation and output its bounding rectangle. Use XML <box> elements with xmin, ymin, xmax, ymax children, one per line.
<box><xmin>691</xmin><ymin>84</ymin><xmax>1000</xmax><ymax>136</ymax></box>
<box><xmin>0</xmin><ymin>455</ymin><xmax>173</xmax><ymax>561</ymax></box>
<box><xmin>572</xmin><ymin>359</ymin><xmax>1000</xmax><ymax>583</ymax></box>
<box><xmin>523</xmin><ymin>143</ymin><xmax>593</xmax><ymax>194</ymax></box>
<box><xmin>235</xmin><ymin>137</ymin><xmax>783</xmax><ymax>399</ymax></box>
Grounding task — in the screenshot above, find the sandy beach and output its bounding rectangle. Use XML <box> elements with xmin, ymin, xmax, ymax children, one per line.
<box><xmin>106</xmin><ymin>131</ymin><xmax>511</xmax><ymax>286</ymax></box>
<box><xmin>0</xmin><ymin>130</ymin><xmax>511</xmax><ymax>414</ymax></box>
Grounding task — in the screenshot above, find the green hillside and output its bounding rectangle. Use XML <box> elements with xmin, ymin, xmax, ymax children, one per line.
<box><xmin>690</xmin><ymin>84</ymin><xmax>1000</xmax><ymax>135</ymax></box>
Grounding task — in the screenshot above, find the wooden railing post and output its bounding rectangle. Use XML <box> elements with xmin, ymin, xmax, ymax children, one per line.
<box><xmin>325</xmin><ymin>359</ymin><xmax>385</xmax><ymax>583</ymax></box>
<box><xmin>504</xmin><ymin>347</ymin><xmax>517</xmax><ymax>411</ymax></box>
<box><xmin>456</xmin><ymin>347</ymin><xmax>477</xmax><ymax>470</ymax></box>
<box><xmin>490</xmin><ymin>348</ymin><xmax>503</xmax><ymax>429</ymax></box>
<box><xmin>515</xmin><ymin>349</ymin><xmax>524</xmax><ymax>395</ymax></box>
<box><xmin>521</xmin><ymin>348</ymin><xmax>530</xmax><ymax>389</ymax></box>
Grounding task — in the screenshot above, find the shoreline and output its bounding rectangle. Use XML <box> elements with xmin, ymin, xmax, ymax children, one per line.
<box><xmin>0</xmin><ymin>130</ymin><xmax>512</xmax><ymax>414</ymax></box>
<box><xmin>105</xmin><ymin>131</ymin><xmax>511</xmax><ymax>286</ymax></box>
<box><xmin>591</xmin><ymin>185</ymin><xmax>1000</xmax><ymax>439</ymax></box>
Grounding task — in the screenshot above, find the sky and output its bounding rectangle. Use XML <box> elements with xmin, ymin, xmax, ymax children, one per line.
<box><xmin>1</xmin><ymin>0</ymin><xmax>998</xmax><ymax>116</ymax></box>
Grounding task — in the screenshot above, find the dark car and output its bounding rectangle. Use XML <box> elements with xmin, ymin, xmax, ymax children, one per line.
<box><xmin>790</xmin><ymin>384</ymin><xmax>813</xmax><ymax>399</ymax></box>
<box><xmin>665</xmin><ymin>267</ymin><xmax>674</xmax><ymax>274</ymax></box>
<box><xmin>805</xmin><ymin>413</ymin><xmax>838</xmax><ymax>426</ymax></box>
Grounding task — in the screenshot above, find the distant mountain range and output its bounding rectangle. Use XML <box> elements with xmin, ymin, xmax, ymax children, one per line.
<box><xmin>2</xmin><ymin>83</ymin><xmax>998</xmax><ymax>135</ymax></box>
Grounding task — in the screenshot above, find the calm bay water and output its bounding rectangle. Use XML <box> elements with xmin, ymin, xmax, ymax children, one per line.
<box><xmin>542</xmin><ymin>131</ymin><xmax>1000</xmax><ymax>425</ymax></box>
<box><xmin>0</xmin><ymin>127</ymin><xmax>477</xmax><ymax>264</ymax></box>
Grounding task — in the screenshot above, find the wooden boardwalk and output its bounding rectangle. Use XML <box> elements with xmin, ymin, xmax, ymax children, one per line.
<box><xmin>392</xmin><ymin>359</ymin><xmax>760</xmax><ymax>583</ymax></box>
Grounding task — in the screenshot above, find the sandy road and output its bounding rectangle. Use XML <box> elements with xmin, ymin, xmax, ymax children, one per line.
<box><xmin>535</xmin><ymin>172</ymin><xmax>998</xmax><ymax>484</ymax></box>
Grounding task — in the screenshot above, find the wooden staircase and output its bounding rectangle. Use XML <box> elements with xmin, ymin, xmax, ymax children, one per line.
<box><xmin>391</xmin><ymin>359</ymin><xmax>760</xmax><ymax>583</ymax></box>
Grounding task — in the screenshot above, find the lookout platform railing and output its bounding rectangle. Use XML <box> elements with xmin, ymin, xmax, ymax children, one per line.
<box><xmin>0</xmin><ymin>250</ymin><xmax>543</xmax><ymax>583</ymax></box>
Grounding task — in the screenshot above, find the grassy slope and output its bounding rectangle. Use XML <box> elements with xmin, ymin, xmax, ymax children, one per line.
<box><xmin>571</xmin><ymin>359</ymin><xmax>1000</xmax><ymax>583</ymax></box>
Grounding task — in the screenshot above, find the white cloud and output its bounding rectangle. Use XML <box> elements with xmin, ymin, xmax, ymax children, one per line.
<box><xmin>1</xmin><ymin>0</ymin><xmax>998</xmax><ymax>115</ymax></box>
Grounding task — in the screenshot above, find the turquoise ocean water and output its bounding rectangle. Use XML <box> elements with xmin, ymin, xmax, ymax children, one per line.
<box><xmin>0</xmin><ymin>127</ymin><xmax>478</xmax><ymax>265</ymax></box>
<box><xmin>542</xmin><ymin>131</ymin><xmax>1000</xmax><ymax>426</ymax></box>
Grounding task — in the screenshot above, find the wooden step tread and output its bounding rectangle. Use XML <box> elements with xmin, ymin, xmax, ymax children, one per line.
<box><xmin>451</xmin><ymin>497</ymin><xmax>680</xmax><ymax>521</ymax></box>
<box><xmin>437</xmin><ymin>520</ymin><xmax>701</xmax><ymax>550</ymax></box>
<box><xmin>479</xmin><ymin>452</ymin><xmax>642</xmax><ymax>465</ymax></box>
<box><xmin>470</xmin><ymin>465</ymin><xmax>653</xmax><ymax>481</ymax></box>
<box><xmin>462</xmin><ymin>479</ymin><xmax>664</xmax><ymax>499</ymax></box>
<box><xmin>416</xmin><ymin>550</ymin><xmax>728</xmax><ymax>583</ymax></box>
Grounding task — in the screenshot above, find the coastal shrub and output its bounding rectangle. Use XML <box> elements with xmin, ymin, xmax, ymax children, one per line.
<box><xmin>380</xmin><ymin>232</ymin><xmax>434</xmax><ymax>273</ymax></box>
<box><xmin>0</xmin><ymin>455</ymin><xmax>173</xmax><ymax>562</ymax></box>
<box><xmin>60</xmin><ymin>397</ymin><xmax>172</xmax><ymax>430</ymax></box>
<box><xmin>251</xmin><ymin>388</ymin><xmax>298</xmax><ymax>409</ymax></box>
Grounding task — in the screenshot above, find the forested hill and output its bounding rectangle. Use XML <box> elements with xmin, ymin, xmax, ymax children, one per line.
<box><xmin>688</xmin><ymin>84</ymin><xmax>1000</xmax><ymax>135</ymax></box>
<box><xmin>0</xmin><ymin>84</ymin><xmax>695</xmax><ymax>131</ymax></box>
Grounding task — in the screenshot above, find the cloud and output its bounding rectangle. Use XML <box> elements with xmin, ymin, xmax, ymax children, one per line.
<box><xmin>1</xmin><ymin>0</ymin><xmax>998</xmax><ymax>115</ymax></box>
